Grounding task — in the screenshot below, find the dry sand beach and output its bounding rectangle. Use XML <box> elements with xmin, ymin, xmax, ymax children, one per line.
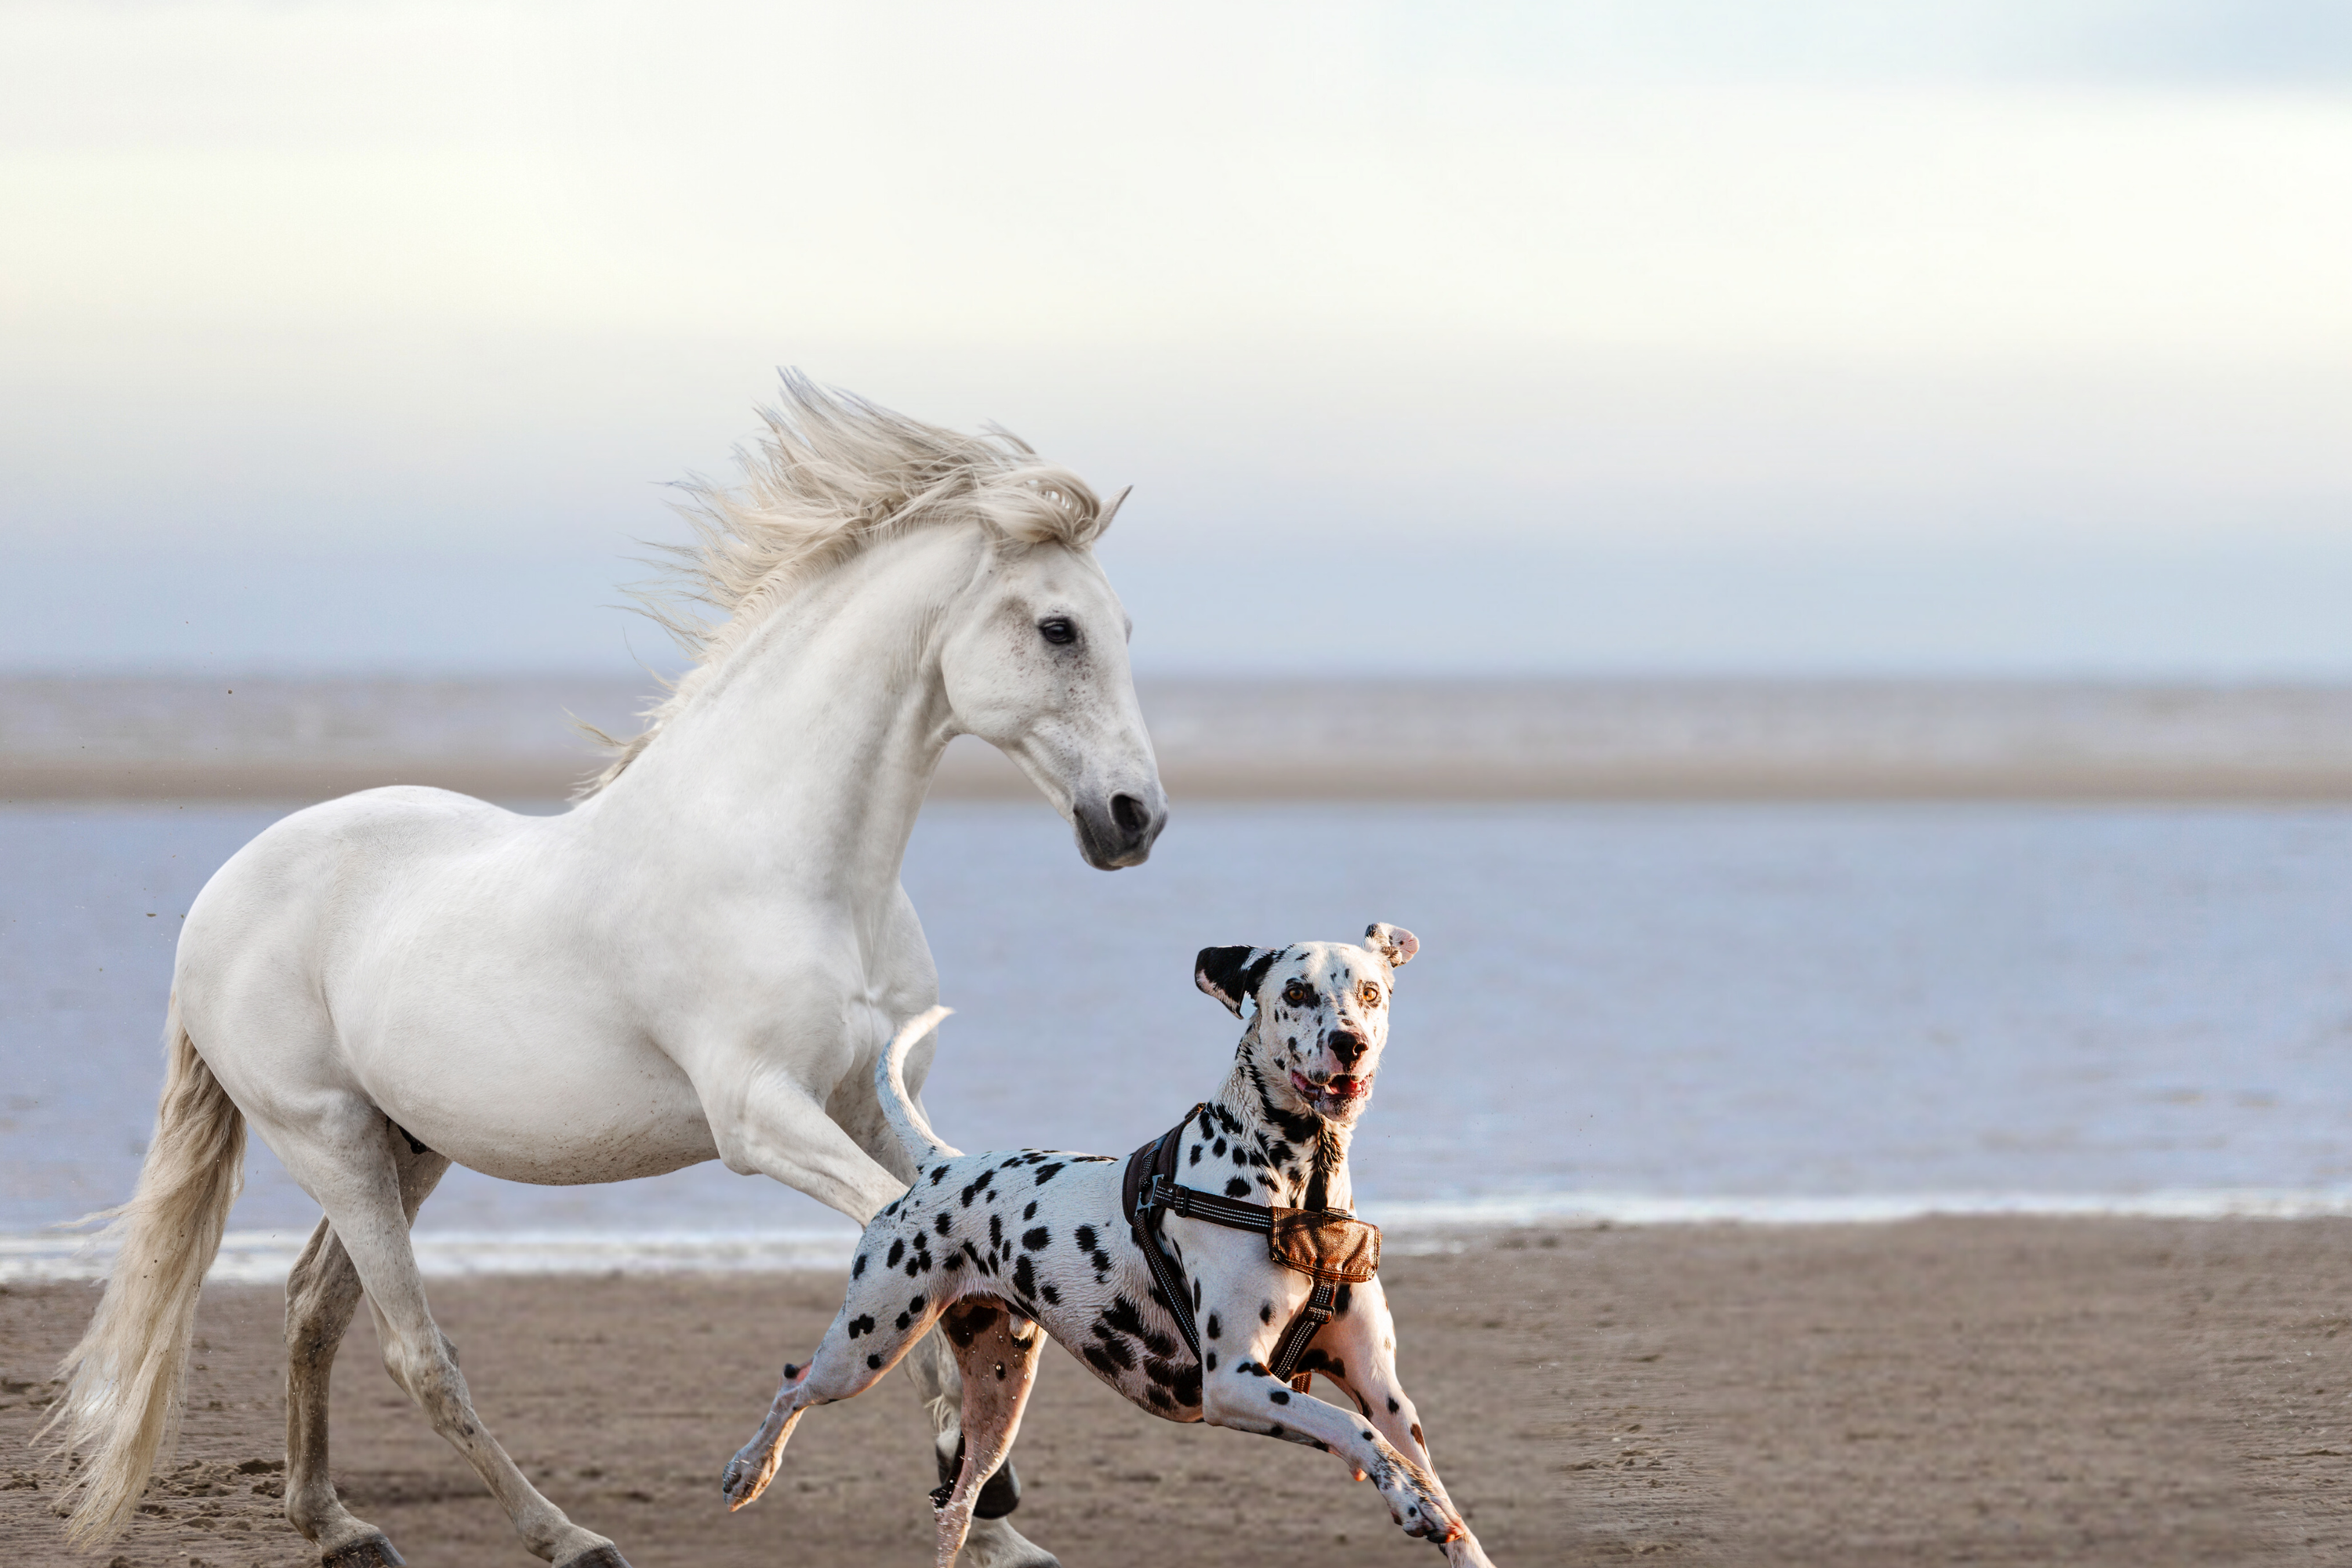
<box><xmin>7</xmin><ymin>1217</ymin><xmax>2352</xmax><ymax>1567</ymax></box>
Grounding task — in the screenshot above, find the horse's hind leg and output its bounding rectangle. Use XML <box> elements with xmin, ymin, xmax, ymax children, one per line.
<box><xmin>284</xmin><ymin>1124</ymin><xmax>449</xmax><ymax>1566</ymax></box>
<box><xmin>268</xmin><ymin>1100</ymin><xmax>630</xmax><ymax>1568</ymax></box>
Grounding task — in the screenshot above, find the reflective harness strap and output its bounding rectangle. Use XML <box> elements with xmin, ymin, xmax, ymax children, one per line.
<box><xmin>1123</xmin><ymin>1105</ymin><xmax>1357</xmax><ymax>1396</ymax></box>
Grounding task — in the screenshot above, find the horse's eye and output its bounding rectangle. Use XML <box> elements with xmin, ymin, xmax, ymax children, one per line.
<box><xmin>1358</xmin><ymin>982</ymin><xmax>1382</xmax><ymax>1008</ymax></box>
<box><xmin>1038</xmin><ymin>618</ymin><xmax>1077</xmax><ymax>646</ymax></box>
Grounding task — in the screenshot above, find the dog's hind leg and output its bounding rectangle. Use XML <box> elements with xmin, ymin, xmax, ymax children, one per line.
<box><xmin>722</xmin><ymin>1266</ymin><xmax>951</xmax><ymax>1511</ymax></box>
<box><xmin>903</xmin><ymin>1330</ymin><xmax>1058</xmax><ymax>1567</ymax></box>
<box><xmin>931</xmin><ymin>1303</ymin><xmax>1044</xmax><ymax>1568</ymax></box>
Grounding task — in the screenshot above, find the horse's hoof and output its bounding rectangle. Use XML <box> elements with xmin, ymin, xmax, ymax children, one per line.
<box><xmin>555</xmin><ymin>1547</ymin><xmax>635</xmax><ymax>1568</ymax></box>
<box><xmin>321</xmin><ymin>1534</ymin><xmax>406</xmax><ymax>1568</ymax></box>
<box><xmin>961</xmin><ymin>1514</ymin><xmax>1062</xmax><ymax>1568</ymax></box>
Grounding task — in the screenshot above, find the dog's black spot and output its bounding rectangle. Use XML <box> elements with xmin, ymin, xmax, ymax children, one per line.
<box><xmin>1188</xmin><ymin>1144</ymin><xmax>1202</xmax><ymax>1167</ymax></box>
<box><xmin>882</xmin><ymin>1199</ymin><xmax>899</xmax><ymax>1217</ymax></box>
<box><xmin>1023</xmin><ymin>1200</ymin><xmax>1037</xmax><ymax>1221</ymax></box>
<box><xmin>1086</xmin><ymin>1329</ymin><xmax>1136</xmax><ymax>1371</ymax></box>
<box><xmin>1082</xmin><ymin>1345</ymin><xmax>1122</xmax><ymax>1377</ymax></box>
<box><xmin>1022</xmin><ymin>1226</ymin><xmax>1049</xmax><ymax>1251</ymax></box>
<box><xmin>907</xmin><ymin>1257</ymin><xmax>924</xmax><ymax>1277</ymax></box>
<box><xmin>1225</xmin><ymin>1177</ymin><xmax>1251</xmax><ymax>1198</ymax></box>
<box><xmin>934</xmin><ymin>1213</ymin><xmax>952</xmax><ymax>1236</ymax></box>
<box><xmin>1259</xmin><ymin>1301</ymin><xmax>1274</xmax><ymax>1324</ymax></box>
<box><xmin>1235</xmin><ymin>1360</ymin><xmax>1265</xmax><ymax>1377</ymax></box>
<box><xmin>1361</xmin><ymin>1429</ymin><xmax>1375</xmax><ymax>1442</ymax></box>
<box><xmin>896</xmin><ymin>1312</ymin><xmax>911</xmax><ymax>1330</ymax></box>
<box><xmin>852</xmin><ymin>1253</ymin><xmax>867</xmax><ymax>1279</ymax></box>
<box><xmin>1212</xmin><ymin>1137</ymin><xmax>1226</xmax><ymax>1156</ymax></box>
<box><xmin>1040</xmin><ymin>1281</ymin><xmax>1061</xmax><ymax>1305</ymax></box>
<box><xmin>1206</xmin><ymin>1312</ymin><xmax>1221</xmax><ymax>1340</ymax></box>
<box><xmin>1387</xmin><ymin>1396</ymin><xmax>1400</xmax><ymax>1414</ymax></box>
<box><xmin>887</xmin><ymin>1239</ymin><xmax>905</xmax><ymax>1268</ymax></box>
<box><xmin>1269</xmin><ymin>1389</ymin><xmax>1290</xmax><ymax>1405</ymax></box>
<box><xmin>1293</xmin><ymin>1348</ymin><xmax>1346</xmax><ymax>1382</ymax></box>
<box><xmin>1268</xmin><ymin>1424</ymin><xmax>1287</xmax><ymax>1440</ymax></box>
<box><xmin>1333</xmin><ymin>1283</ymin><xmax>1352</xmax><ymax>1316</ymax></box>
<box><xmin>1142</xmin><ymin>1356</ymin><xmax>1184</xmax><ymax>1388</ymax></box>
<box><xmin>867</xmin><ymin>1352</ymin><xmax>882</xmax><ymax>1370</ymax></box>
<box><xmin>1073</xmin><ymin>1224</ymin><xmax>1097</xmax><ymax>1254</ymax></box>
<box><xmin>943</xmin><ymin>1253</ymin><xmax>965</xmax><ymax>1272</ymax></box>
<box><xmin>1033</xmin><ymin>1163</ymin><xmax>1064</xmax><ymax>1185</ymax></box>
<box><xmin>1090</xmin><ymin>1249</ymin><xmax>1112</xmax><ymax>1276</ymax></box>
<box><xmin>989</xmin><ymin>1214</ymin><xmax>1004</xmax><ymax>1250</ymax></box>
<box><xmin>1011</xmin><ymin>1254</ymin><xmax>1036</xmax><ymax>1299</ymax></box>
<box><xmin>910</xmin><ymin>1294</ymin><xmax>926</xmax><ymax>1312</ymax></box>
<box><xmin>848</xmin><ymin>1314</ymin><xmax>875</xmax><ymax>1339</ymax></box>
<box><xmin>1146</xmin><ymin>1386</ymin><xmax>1173</xmax><ymax>1410</ymax></box>
<box><xmin>930</xmin><ymin>1165</ymin><xmax>949</xmax><ymax>1185</ymax></box>
<box><xmin>1269</xmin><ymin>1142</ymin><xmax>1293</xmax><ymax>1164</ymax></box>
<box><xmin>1204</xmin><ymin>1349</ymin><xmax>1218</xmax><ymax>1370</ymax></box>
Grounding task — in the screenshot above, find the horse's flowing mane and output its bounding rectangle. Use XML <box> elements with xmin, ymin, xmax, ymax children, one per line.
<box><xmin>582</xmin><ymin>372</ymin><xmax>1121</xmax><ymax>793</ymax></box>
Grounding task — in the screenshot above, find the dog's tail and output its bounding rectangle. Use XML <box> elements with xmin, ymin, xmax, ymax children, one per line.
<box><xmin>877</xmin><ymin>1005</ymin><xmax>963</xmax><ymax>1167</ymax></box>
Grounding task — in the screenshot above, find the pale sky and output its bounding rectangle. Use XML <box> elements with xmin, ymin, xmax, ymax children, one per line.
<box><xmin>3</xmin><ymin>1</ymin><xmax>2350</xmax><ymax>675</ymax></box>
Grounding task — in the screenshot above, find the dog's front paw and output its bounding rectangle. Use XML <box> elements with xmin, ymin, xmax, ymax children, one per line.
<box><xmin>1379</xmin><ymin>1483</ymin><xmax>1460</xmax><ymax>1542</ymax></box>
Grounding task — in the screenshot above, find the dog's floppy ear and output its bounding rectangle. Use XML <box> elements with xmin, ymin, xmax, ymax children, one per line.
<box><xmin>1364</xmin><ymin>923</ymin><xmax>1419</xmax><ymax>970</ymax></box>
<box><xmin>1196</xmin><ymin>945</ymin><xmax>1277</xmax><ymax>1017</ymax></box>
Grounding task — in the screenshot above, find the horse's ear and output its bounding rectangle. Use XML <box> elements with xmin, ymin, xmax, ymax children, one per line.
<box><xmin>1196</xmin><ymin>945</ymin><xmax>1276</xmax><ymax>1016</ymax></box>
<box><xmin>1096</xmin><ymin>485</ymin><xmax>1132</xmax><ymax>537</ymax></box>
<box><xmin>1364</xmin><ymin>924</ymin><xmax>1419</xmax><ymax>970</ymax></box>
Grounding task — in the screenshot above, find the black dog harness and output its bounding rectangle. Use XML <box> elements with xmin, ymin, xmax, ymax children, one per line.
<box><xmin>1123</xmin><ymin>1103</ymin><xmax>1382</xmax><ymax>1394</ymax></box>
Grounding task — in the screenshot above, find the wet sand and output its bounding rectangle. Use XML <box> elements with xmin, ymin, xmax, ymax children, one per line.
<box><xmin>6</xmin><ymin>1218</ymin><xmax>2352</xmax><ymax>1566</ymax></box>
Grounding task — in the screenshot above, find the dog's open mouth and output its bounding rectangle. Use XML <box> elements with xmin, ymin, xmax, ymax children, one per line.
<box><xmin>1290</xmin><ymin>1069</ymin><xmax>1370</xmax><ymax>1112</ymax></box>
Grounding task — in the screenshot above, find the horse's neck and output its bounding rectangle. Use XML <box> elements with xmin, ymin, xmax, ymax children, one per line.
<box><xmin>1205</xmin><ymin>1027</ymin><xmax>1356</xmax><ymax>1211</ymax></box>
<box><xmin>586</xmin><ymin>530</ymin><xmax>973</xmax><ymax>919</ymax></box>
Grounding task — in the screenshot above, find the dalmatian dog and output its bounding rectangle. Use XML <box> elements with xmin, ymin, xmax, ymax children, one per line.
<box><xmin>719</xmin><ymin>923</ymin><xmax>1496</xmax><ymax>1567</ymax></box>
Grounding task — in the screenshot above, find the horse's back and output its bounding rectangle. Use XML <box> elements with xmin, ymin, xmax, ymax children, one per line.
<box><xmin>183</xmin><ymin>785</ymin><xmax>539</xmax><ymax>968</ymax></box>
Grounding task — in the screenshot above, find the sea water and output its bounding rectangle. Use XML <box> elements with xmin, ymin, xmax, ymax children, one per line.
<box><xmin>5</xmin><ymin>800</ymin><xmax>2350</xmax><ymax>1277</ymax></box>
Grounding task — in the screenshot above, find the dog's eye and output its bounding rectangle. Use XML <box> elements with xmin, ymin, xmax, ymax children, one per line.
<box><xmin>1283</xmin><ymin>981</ymin><xmax>1311</xmax><ymax>1007</ymax></box>
<box><xmin>1037</xmin><ymin>618</ymin><xmax>1077</xmax><ymax>646</ymax></box>
<box><xmin>1358</xmin><ymin>982</ymin><xmax>1382</xmax><ymax>1008</ymax></box>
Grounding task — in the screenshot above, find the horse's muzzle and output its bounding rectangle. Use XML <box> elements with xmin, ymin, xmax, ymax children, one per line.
<box><xmin>1075</xmin><ymin>786</ymin><xmax>1167</xmax><ymax>869</ymax></box>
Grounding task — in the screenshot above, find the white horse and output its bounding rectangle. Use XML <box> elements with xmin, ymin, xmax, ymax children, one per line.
<box><xmin>45</xmin><ymin>378</ymin><xmax>1167</xmax><ymax>1568</ymax></box>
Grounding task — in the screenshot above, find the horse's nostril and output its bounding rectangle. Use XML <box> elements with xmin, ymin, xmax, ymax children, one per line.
<box><xmin>1111</xmin><ymin>793</ymin><xmax>1150</xmax><ymax>836</ymax></box>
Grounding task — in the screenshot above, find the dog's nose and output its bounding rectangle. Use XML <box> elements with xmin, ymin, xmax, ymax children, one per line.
<box><xmin>1328</xmin><ymin>1029</ymin><xmax>1367</xmax><ymax>1067</ymax></box>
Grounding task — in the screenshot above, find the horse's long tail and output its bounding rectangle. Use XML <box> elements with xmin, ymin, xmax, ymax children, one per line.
<box><xmin>876</xmin><ymin>1005</ymin><xmax>963</xmax><ymax>1167</ymax></box>
<box><xmin>42</xmin><ymin>995</ymin><xmax>245</xmax><ymax>1549</ymax></box>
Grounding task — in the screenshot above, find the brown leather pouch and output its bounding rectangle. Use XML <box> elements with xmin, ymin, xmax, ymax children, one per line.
<box><xmin>1265</xmin><ymin>1209</ymin><xmax>1381</xmax><ymax>1283</ymax></box>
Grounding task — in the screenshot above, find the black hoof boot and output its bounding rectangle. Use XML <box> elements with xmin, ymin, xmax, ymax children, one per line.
<box><xmin>934</xmin><ymin>1435</ymin><xmax>1022</xmax><ymax>1518</ymax></box>
<box><xmin>322</xmin><ymin>1535</ymin><xmax>406</xmax><ymax>1568</ymax></box>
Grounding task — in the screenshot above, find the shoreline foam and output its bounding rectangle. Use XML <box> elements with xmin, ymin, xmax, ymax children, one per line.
<box><xmin>11</xmin><ymin>1185</ymin><xmax>2352</xmax><ymax>1283</ymax></box>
